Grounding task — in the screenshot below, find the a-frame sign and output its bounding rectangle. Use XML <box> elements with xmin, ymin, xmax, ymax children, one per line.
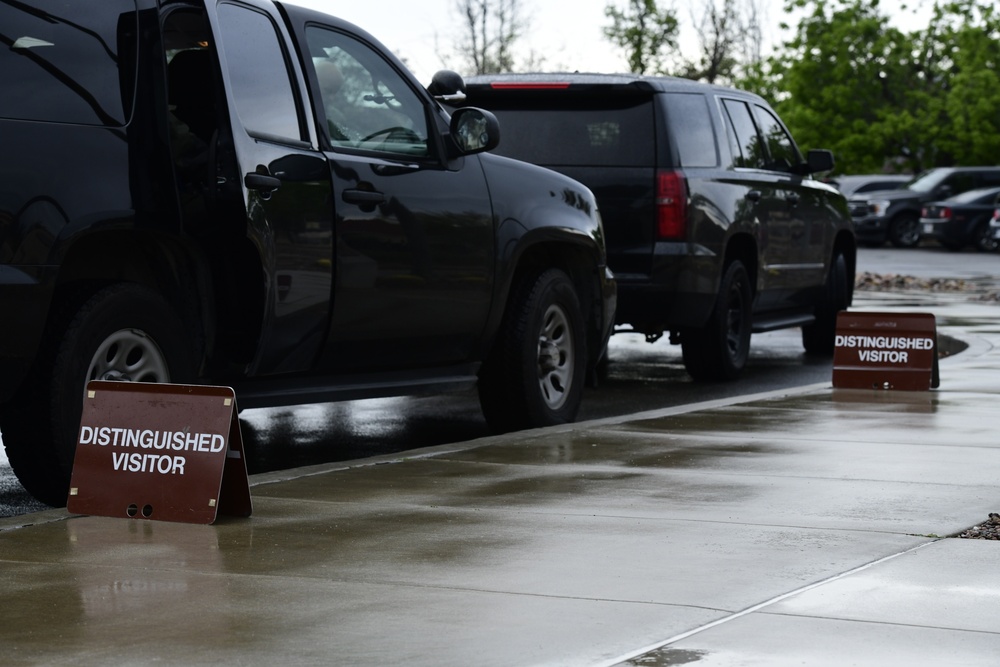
<box><xmin>67</xmin><ymin>381</ymin><xmax>252</xmax><ymax>524</ymax></box>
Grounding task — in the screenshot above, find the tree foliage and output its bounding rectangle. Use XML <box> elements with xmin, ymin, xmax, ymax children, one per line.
<box><xmin>603</xmin><ymin>0</ymin><xmax>680</xmax><ymax>75</ymax></box>
<box><xmin>741</xmin><ymin>0</ymin><xmax>1000</xmax><ymax>174</ymax></box>
<box><xmin>454</xmin><ymin>0</ymin><xmax>526</xmax><ymax>74</ymax></box>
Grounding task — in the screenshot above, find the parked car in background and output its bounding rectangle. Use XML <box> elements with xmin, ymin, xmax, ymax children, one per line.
<box><xmin>827</xmin><ymin>174</ymin><xmax>910</xmax><ymax>198</ymax></box>
<box><xmin>848</xmin><ymin>166</ymin><xmax>1000</xmax><ymax>247</ymax></box>
<box><xmin>458</xmin><ymin>73</ymin><xmax>856</xmax><ymax>382</ymax></box>
<box><xmin>920</xmin><ymin>187</ymin><xmax>1000</xmax><ymax>251</ymax></box>
<box><xmin>989</xmin><ymin>208</ymin><xmax>1000</xmax><ymax>242</ymax></box>
<box><xmin>0</xmin><ymin>1</ymin><xmax>615</xmax><ymax>506</ymax></box>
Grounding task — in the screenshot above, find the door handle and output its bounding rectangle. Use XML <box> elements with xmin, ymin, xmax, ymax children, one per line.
<box><xmin>244</xmin><ymin>172</ymin><xmax>281</xmax><ymax>194</ymax></box>
<box><xmin>342</xmin><ymin>189</ymin><xmax>386</xmax><ymax>206</ymax></box>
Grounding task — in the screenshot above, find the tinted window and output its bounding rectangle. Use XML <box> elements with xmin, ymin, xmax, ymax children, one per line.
<box><xmin>306</xmin><ymin>26</ymin><xmax>429</xmax><ymax>157</ymax></box>
<box><xmin>722</xmin><ymin>99</ymin><xmax>765</xmax><ymax>169</ymax></box>
<box><xmin>484</xmin><ymin>101</ymin><xmax>655</xmax><ymax>167</ymax></box>
<box><xmin>754</xmin><ymin>105</ymin><xmax>799</xmax><ymax>172</ymax></box>
<box><xmin>663</xmin><ymin>93</ymin><xmax>718</xmax><ymax>168</ymax></box>
<box><xmin>943</xmin><ymin>172</ymin><xmax>978</xmax><ymax>195</ymax></box>
<box><xmin>217</xmin><ymin>3</ymin><xmax>302</xmax><ymax>142</ymax></box>
<box><xmin>981</xmin><ymin>171</ymin><xmax>1000</xmax><ymax>188</ymax></box>
<box><xmin>0</xmin><ymin>0</ymin><xmax>136</xmax><ymax>126</ymax></box>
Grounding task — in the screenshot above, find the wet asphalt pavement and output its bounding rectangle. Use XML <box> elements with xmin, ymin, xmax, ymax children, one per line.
<box><xmin>1</xmin><ymin>282</ymin><xmax>998</xmax><ymax>665</ymax></box>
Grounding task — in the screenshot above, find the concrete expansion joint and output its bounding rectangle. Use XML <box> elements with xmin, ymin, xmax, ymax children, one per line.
<box><xmin>596</xmin><ymin>540</ymin><xmax>941</xmax><ymax>667</ymax></box>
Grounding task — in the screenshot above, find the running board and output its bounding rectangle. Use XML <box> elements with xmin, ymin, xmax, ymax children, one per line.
<box><xmin>752</xmin><ymin>312</ymin><xmax>816</xmax><ymax>333</ymax></box>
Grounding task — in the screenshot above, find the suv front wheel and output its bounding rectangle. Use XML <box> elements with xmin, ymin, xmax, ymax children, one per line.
<box><xmin>478</xmin><ymin>268</ymin><xmax>585</xmax><ymax>432</ymax></box>
<box><xmin>889</xmin><ymin>212</ymin><xmax>921</xmax><ymax>248</ymax></box>
<box><xmin>681</xmin><ymin>260</ymin><xmax>752</xmax><ymax>382</ymax></box>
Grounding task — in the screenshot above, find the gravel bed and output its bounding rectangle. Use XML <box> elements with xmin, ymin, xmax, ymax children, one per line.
<box><xmin>855</xmin><ymin>271</ymin><xmax>1000</xmax><ymax>301</ymax></box>
<box><xmin>958</xmin><ymin>514</ymin><xmax>1000</xmax><ymax>540</ymax></box>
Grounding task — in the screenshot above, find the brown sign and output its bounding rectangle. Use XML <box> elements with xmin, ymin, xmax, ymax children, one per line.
<box><xmin>67</xmin><ymin>381</ymin><xmax>252</xmax><ymax>524</ymax></box>
<box><xmin>833</xmin><ymin>312</ymin><xmax>939</xmax><ymax>391</ymax></box>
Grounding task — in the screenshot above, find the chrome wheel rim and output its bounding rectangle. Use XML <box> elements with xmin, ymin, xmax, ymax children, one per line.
<box><xmin>87</xmin><ymin>329</ymin><xmax>170</xmax><ymax>385</ymax></box>
<box><xmin>536</xmin><ymin>303</ymin><xmax>574</xmax><ymax>411</ymax></box>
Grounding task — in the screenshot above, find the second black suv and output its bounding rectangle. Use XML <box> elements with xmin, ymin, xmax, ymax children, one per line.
<box><xmin>460</xmin><ymin>73</ymin><xmax>856</xmax><ymax>381</ymax></box>
<box><xmin>848</xmin><ymin>167</ymin><xmax>1000</xmax><ymax>247</ymax></box>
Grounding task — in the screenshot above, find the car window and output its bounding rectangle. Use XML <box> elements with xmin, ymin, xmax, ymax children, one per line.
<box><xmin>473</xmin><ymin>101</ymin><xmax>655</xmax><ymax>168</ymax></box>
<box><xmin>979</xmin><ymin>171</ymin><xmax>1000</xmax><ymax>188</ymax></box>
<box><xmin>754</xmin><ymin>105</ymin><xmax>800</xmax><ymax>172</ymax></box>
<box><xmin>0</xmin><ymin>0</ymin><xmax>137</xmax><ymax>126</ymax></box>
<box><xmin>217</xmin><ymin>3</ymin><xmax>303</xmax><ymax>142</ymax></box>
<box><xmin>721</xmin><ymin>99</ymin><xmax>765</xmax><ymax>169</ymax></box>
<box><xmin>943</xmin><ymin>172</ymin><xmax>978</xmax><ymax>195</ymax></box>
<box><xmin>305</xmin><ymin>26</ymin><xmax>429</xmax><ymax>158</ymax></box>
<box><xmin>663</xmin><ymin>93</ymin><xmax>718</xmax><ymax>168</ymax></box>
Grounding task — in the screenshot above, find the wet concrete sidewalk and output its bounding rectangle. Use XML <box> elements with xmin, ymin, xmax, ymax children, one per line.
<box><xmin>2</xmin><ymin>291</ymin><xmax>999</xmax><ymax>666</ymax></box>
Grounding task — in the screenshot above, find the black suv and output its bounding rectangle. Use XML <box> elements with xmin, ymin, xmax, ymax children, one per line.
<box><xmin>460</xmin><ymin>73</ymin><xmax>855</xmax><ymax>381</ymax></box>
<box><xmin>0</xmin><ymin>1</ymin><xmax>615</xmax><ymax>505</ymax></box>
<box><xmin>848</xmin><ymin>167</ymin><xmax>1000</xmax><ymax>247</ymax></box>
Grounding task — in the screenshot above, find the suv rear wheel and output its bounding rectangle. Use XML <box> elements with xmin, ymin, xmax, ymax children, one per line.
<box><xmin>478</xmin><ymin>269</ymin><xmax>585</xmax><ymax>432</ymax></box>
<box><xmin>681</xmin><ymin>260</ymin><xmax>752</xmax><ymax>382</ymax></box>
<box><xmin>0</xmin><ymin>284</ymin><xmax>194</xmax><ymax>506</ymax></box>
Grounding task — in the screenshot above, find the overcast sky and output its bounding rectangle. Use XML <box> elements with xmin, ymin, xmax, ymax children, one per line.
<box><xmin>288</xmin><ymin>0</ymin><xmax>936</xmax><ymax>85</ymax></box>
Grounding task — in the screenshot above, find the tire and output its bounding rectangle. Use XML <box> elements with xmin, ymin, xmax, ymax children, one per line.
<box><xmin>888</xmin><ymin>212</ymin><xmax>920</xmax><ymax>248</ymax></box>
<box><xmin>802</xmin><ymin>252</ymin><xmax>851</xmax><ymax>356</ymax></box>
<box><xmin>0</xmin><ymin>284</ymin><xmax>194</xmax><ymax>506</ymax></box>
<box><xmin>681</xmin><ymin>260</ymin><xmax>752</xmax><ymax>382</ymax></box>
<box><xmin>974</xmin><ymin>222</ymin><xmax>998</xmax><ymax>253</ymax></box>
<box><xmin>478</xmin><ymin>269</ymin><xmax>586</xmax><ymax>433</ymax></box>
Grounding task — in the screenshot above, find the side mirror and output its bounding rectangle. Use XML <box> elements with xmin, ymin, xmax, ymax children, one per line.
<box><xmin>449</xmin><ymin>107</ymin><xmax>500</xmax><ymax>156</ymax></box>
<box><xmin>428</xmin><ymin>70</ymin><xmax>466</xmax><ymax>102</ymax></box>
<box><xmin>805</xmin><ymin>149</ymin><xmax>835</xmax><ymax>174</ymax></box>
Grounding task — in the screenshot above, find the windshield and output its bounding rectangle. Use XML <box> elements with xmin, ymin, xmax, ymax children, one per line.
<box><xmin>905</xmin><ymin>169</ymin><xmax>950</xmax><ymax>193</ymax></box>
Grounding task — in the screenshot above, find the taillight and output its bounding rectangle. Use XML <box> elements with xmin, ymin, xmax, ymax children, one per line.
<box><xmin>942</xmin><ymin>207</ymin><xmax>952</xmax><ymax>219</ymax></box>
<box><xmin>656</xmin><ymin>170</ymin><xmax>688</xmax><ymax>239</ymax></box>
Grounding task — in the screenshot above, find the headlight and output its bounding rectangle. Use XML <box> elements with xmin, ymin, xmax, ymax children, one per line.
<box><xmin>867</xmin><ymin>200</ymin><xmax>891</xmax><ymax>217</ymax></box>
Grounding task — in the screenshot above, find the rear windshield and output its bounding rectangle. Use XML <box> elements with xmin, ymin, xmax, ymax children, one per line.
<box><xmin>481</xmin><ymin>99</ymin><xmax>655</xmax><ymax>168</ymax></box>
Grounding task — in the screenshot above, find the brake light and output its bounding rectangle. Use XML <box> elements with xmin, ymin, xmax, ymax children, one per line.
<box><xmin>942</xmin><ymin>207</ymin><xmax>952</xmax><ymax>219</ymax></box>
<box><xmin>489</xmin><ymin>82</ymin><xmax>570</xmax><ymax>90</ymax></box>
<box><xmin>656</xmin><ymin>170</ymin><xmax>688</xmax><ymax>239</ymax></box>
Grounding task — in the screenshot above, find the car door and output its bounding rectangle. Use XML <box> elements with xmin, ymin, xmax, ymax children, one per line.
<box><xmin>300</xmin><ymin>24</ymin><xmax>495</xmax><ymax>372</ymax></box>
<box><xmin>207</xmin><ymin>0</ymin><xmax>335</xmax><ymax>376</ymax></box>
<box><xmin>720</xmin><ymin>97</ymin><xmax>796</xmax><ymax>309</ymax></box>
<box><xmin>751</xmin><ymin>103</ymin><xmax>828</xmax><ymax>301</ymax></box>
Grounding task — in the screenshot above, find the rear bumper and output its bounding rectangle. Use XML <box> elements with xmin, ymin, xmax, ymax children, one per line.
<box><xmin>851</xmin><ymin>216</ymin><xmax>889</xmax><ymax>242</ymax></box>
<box><xmin>611</xmin><ymin>242</ymin><xmax>717</xmax><ymax>333</ymax></box>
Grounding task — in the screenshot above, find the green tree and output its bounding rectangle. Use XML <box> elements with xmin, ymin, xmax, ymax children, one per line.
<box><xmin>603</xmin><ymin>0</ymin><xmax>680</xmax><ymax>75</ymax></box>
<box><xmin>744</xmin><ymin>0</ymin><xmax>1000</xmax><ymax>174</ymax></box>
<box><xmin>917</xmin><ymin>1</ymin><xmax>1000</xmax><ymax>166</ymax></box>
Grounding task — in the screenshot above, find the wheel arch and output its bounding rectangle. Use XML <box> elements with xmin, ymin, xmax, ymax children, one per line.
<box><xmin>493</xmin><ymin>235</ymin><xmax>608</xmax><ymax>370</ymax></box>
<box><xmin>832</xmin><ymin>229</ymin><xmax>858</xmax><ymax>306</ymax></box>
<box><xmin>723</xmin><ymin>232</ymin><xmax>758</xmax><ymax>296</ymax></box>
